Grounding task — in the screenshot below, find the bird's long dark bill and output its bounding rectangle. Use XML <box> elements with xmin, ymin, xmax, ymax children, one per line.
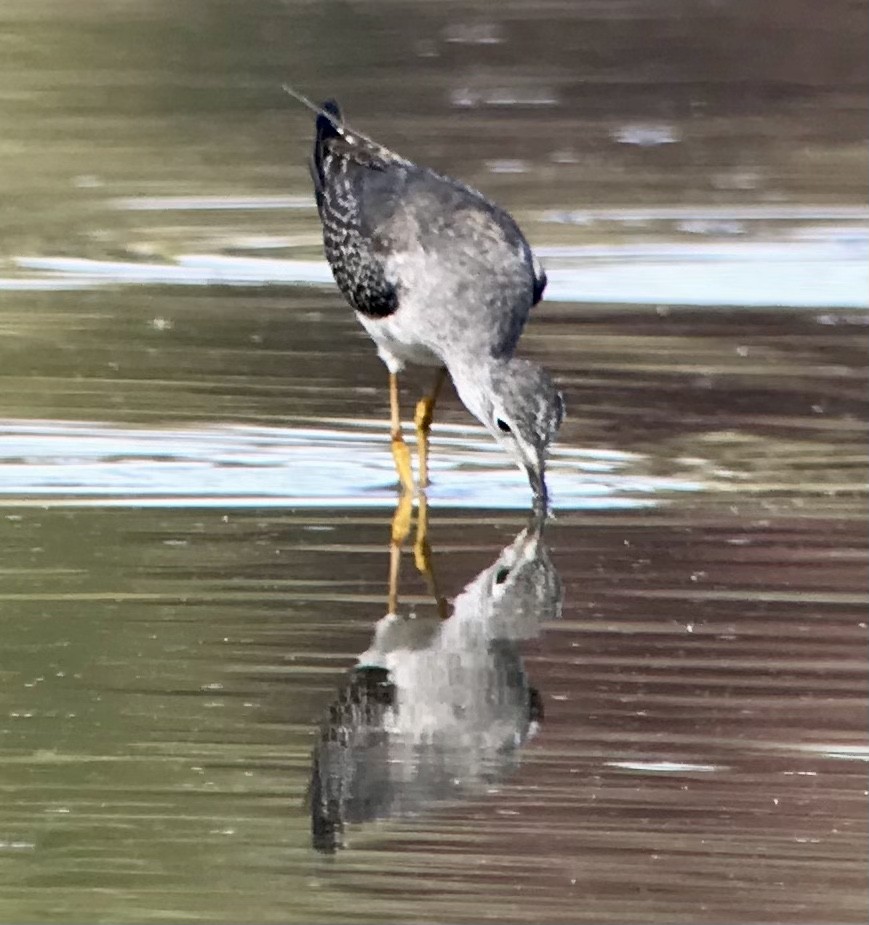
<box><xmin>526</xmin><ymin>465</ymin><xmax>549</xmax><ymax>516</ymax></box>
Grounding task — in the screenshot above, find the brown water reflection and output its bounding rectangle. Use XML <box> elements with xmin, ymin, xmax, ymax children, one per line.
<box><xmin>1</xmin><ymin>498</ymin><xmax>866</xmax><ymax>922</ymax></box>
<box><xmin>309</xmin><ymin>515</ymin><xmax>560</xmax><ymax>853</ymax></box>
<box><xmin>1</xmin><ymin>0</ymin><xmax>868</xmax><ymax>923</ymax></box>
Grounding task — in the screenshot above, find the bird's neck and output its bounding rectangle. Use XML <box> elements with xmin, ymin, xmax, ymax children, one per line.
<box><xmin>448</xmin><ymin>357</ymin><xmax>503</xmax><ymax>430</ymax></box>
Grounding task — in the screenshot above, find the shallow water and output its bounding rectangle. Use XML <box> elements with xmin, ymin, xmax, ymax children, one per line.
<box><xmin>1</xmin><ymin>1</ymin><xmax>868</xmax><ymax>923</ymax></box>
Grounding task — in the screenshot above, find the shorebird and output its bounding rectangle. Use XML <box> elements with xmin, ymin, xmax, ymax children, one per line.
<box><xmin>309</xmin><ymin>515</ymin><xmax>561</xmax><ymax>851</ymax></box>
<box><xmin>288</xmin><ymin>88</ymin><xmax>563</xmax><ymax>506</ymax></box>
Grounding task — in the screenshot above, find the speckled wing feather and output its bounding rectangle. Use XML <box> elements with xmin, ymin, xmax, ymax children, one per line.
<box><xmin>308</xmin><ymin>666</ymin><xmax>396</xmax><ymax>853</ymax></box>
<box><xmin>311</xmin><ymin>101</ymin><xmax>413</xmax><ymax>318</ymax></box>
<box><xmin>310</xmin><ymin>99</ymin><xmax>545</xmax><ymax>352</ymax></box>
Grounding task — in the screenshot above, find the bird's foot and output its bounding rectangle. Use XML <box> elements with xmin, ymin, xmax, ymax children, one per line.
<box><xmin>390</xmin><ymin>435</ymin><xmax>415</xmax><ymax>494</ymax></box>
<box><xmin>413</xmin><ymin>398</ymin><xmax>434</xmax><ymax>488</ymax></box>
<box><xmin>414</xmin><ymin>396</ymin><xmax>435</xmax><ymax>433</ymax></box>
<box><xmin>387</xmin><ymin>492</ymin><xmax>447</xmax><ymax>619</ymax></box>
<box><xmin>412</xmin><ymin>493</ymin><xmax>448</xmax><ymax>620</ymax></box>
<box><xmin>411</xmin><ymin>490</ymin><xmax>430</xmax><ymax>572</ymax></box>
<box><xmin>387</xmin><ymin>492</ymin><xmax>413</xmax><ymax>615</ymax></box>
<box><xmin>390</xmin><ymin>491</ymin><xmax>413</xmax><ymax>546</ymax></box>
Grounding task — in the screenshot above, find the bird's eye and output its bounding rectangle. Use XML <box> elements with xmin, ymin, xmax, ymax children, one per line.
<box><xmin>494</xmin><ymin>567</ymin><xmax>511</xmax><ymax>585</ymax></box>
<box><xmin>496</xmin><ymin>418</ymin><xmax>512</xmax><ymax>434</ymax></box>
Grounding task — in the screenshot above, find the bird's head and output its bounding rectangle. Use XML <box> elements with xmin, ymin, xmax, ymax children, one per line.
<box><xmin>454</xmin><ymin>357</ymin><xmax>564</xmax><ymax>507</ymax></box>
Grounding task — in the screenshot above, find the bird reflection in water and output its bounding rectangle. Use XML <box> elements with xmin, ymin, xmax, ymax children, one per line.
<box><xmin>308</xmin><ymin>500</ymin><xmax>562</xmax><ymax>852</ymax></box>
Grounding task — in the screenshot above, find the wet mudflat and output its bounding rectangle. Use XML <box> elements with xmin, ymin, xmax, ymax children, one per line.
<box><xmin>1</xmin><ymin>1</ymin><xmax>867</xmax><ymax>923</ymax></box>
<box><xmin>1</xmin><ymin>296</ymin><xmax>866</xmax><ymax>923</ymax></box>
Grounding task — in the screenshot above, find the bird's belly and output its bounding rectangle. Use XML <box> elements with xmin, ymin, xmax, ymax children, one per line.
<box><xmin>356</xmin><ymin>310</ymin><xmax>443</xmax><ymax>372</ymax></box>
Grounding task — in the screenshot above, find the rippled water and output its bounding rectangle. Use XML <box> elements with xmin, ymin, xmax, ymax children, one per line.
<box><xmin>1</xmin><ymin>1</ymin><xmax>867</xmax><ymax>923</ymax></box>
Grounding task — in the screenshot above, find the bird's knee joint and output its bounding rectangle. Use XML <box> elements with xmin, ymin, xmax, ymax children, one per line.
<box><xmin>391</xmin><ymin>495</ymin><xmax>413</xmax><ymax>544</ymax></box>
<box><xmin>390</xmin><ymin>437</ymin><xmax>414</xmax><ymax>492</ymax></box>
<box><xmin>414</xmin><ymin>398</ymin><xmax>434</xmax><ymax>433</ymax></box>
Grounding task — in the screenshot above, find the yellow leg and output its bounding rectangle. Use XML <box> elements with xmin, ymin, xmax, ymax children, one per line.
<box><xmin>388</xmin><ymin>492</ymin><xmax>413</xmax><ymax>614</ymax></box>
<box><xmin>413</xmin><ymin>493</ymin><xmax>448</xmax><ymax>620</ymax></box>
<box><xmin>414</xmin><ymin>367</ymin><xmax>448</xmax><ymax>488</ymax></box>
<box><xmin>389</xmin><ymin>372</ymin><xmax>414</xmax><ymax>493</ymax></box>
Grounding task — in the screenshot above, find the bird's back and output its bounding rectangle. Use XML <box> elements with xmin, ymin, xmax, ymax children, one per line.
<box><xmin>310</xmin><ymin>101</ymin><xmax>546</xmax><ymax>357</ymax></box>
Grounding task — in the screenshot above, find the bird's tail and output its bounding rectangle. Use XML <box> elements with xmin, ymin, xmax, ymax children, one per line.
<box><xmin>281</xmin><ymin>85</ymin><xmax>344</xmax><ymax>199</ymax></box>
<box><xmin>313</xmin><ymin>99</ymin><xmax>343</xmax><ymax>189</ymax></box>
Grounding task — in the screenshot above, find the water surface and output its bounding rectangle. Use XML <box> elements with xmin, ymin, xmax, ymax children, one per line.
<box><xmin>1</xmin><ymin>1</ymin><xmax>867</xmax><ymax>923</ymax></box>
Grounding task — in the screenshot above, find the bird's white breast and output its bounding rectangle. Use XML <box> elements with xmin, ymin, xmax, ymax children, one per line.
<box><xmin>356</xmin><ymin>309</ymin><xmax>443</xmax><ymax>373</ymax></box>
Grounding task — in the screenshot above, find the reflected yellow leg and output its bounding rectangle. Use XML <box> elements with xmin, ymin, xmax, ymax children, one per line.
<box><xmin>389</xmin><ymin>372</ymin><xmax>414</xmax><ymax>493</ymax></box>
<box><xmin>388</xmin><ymin>492</ymin><xmax>413</xmax><ymax>614</ymax></box>
<box><xmin>413</xmin><ymin>493</ymin><xmax>448</xmax><ymax>620</ymax></box>
<box><xmin>414</xmin><ymin>367</ymin><xmax>448</xmax><ymax>488</ymax></box>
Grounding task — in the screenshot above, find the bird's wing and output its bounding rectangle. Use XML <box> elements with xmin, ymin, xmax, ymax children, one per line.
<box><xmin>531</xmin><ymin>252</ymin><xmax>547</xmax><ymax>306</ymax></box>
<box><xmin>312</xmin><ymin>102</ymin><xmax>420</xmax><ymax>318</ymax></box>
<box><xmin>311</xmin><ymin>99</ymin><xmax>410</xmax><ymax>205</ymax></box>
<box><xmin>311</xmin><ymin>101</ymin><xmax>540</xmax><ymax>333</ymax></box>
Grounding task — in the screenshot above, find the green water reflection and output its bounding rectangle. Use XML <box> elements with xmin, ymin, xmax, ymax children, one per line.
<box><xmin>1</xmin><ymin>1</ymin><xmax>867</xmax><ymax>923</ymax></box>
